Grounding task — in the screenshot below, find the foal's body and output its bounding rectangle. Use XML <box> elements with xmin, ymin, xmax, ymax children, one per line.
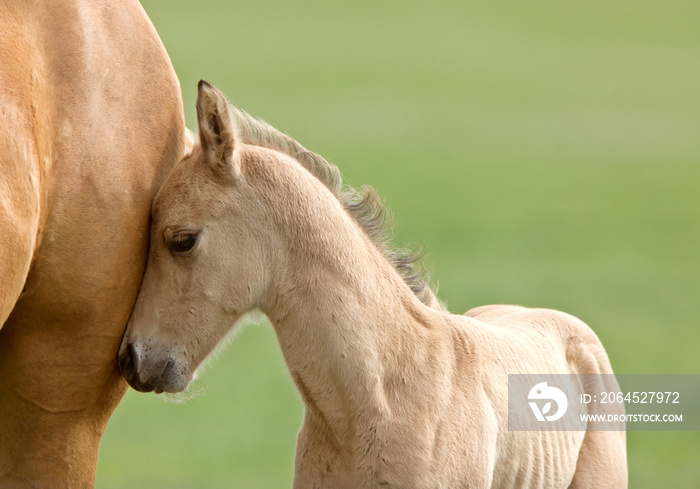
<box><xmin>290</xmin><ymin>301</ymin><xmax>623</xmax><ymax>488</ymax></box>
<box><xmin>120</xmin><ymin>82</ymin><xmax>626</xmax><ymax>488</ymax></box>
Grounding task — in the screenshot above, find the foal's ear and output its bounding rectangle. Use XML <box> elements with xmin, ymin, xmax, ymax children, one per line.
<box><xmin>196</xmin><ymin>80</ymin><xmax>239</xmax><ymax>179</ymax></box>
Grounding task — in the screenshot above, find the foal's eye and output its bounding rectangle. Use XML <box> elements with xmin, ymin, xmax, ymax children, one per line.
<box><xmin>169</xmin><ymin>232</ymin><xmax>198</xmax><ymax>253</ymax></box>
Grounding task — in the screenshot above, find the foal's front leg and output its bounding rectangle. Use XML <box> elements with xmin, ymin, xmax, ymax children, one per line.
<box><xmin>293</xmin><ymin>412</ymin><xmax>353</xmax><ymax>489</ymax></box>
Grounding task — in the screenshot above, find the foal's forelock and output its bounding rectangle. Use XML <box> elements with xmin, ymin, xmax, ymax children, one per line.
<box><xmin>227</xmin><ymin>106</ymin><xmax>440</xmax><ymax>308</ymax></box>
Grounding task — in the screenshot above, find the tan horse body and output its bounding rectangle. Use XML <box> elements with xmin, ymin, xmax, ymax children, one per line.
<box><xmin>120</xmin><ymin>82</ymin><xmax>627</xmax><ymax>488</ymax></box>
<box><xmin>0</xmin><ymin>1</ymin><xmax>184</xmax><ymax>486</ymax></box>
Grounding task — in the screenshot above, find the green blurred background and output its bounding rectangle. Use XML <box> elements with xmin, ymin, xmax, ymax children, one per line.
<box><xmin>97</xmin><ymin>0</ymin><xmax>700</xmax><ymax>487</ymax></box>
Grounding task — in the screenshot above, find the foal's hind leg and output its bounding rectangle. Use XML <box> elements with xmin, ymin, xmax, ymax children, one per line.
<box><xmin>566</xmin><ymin>327</ymin><xmax>628</xmax><ymax>487</ymax></box>
<box><xmin>569</xmin><ymin>430</ymin><xmax>627</xmax><ymax>488</ymax></box>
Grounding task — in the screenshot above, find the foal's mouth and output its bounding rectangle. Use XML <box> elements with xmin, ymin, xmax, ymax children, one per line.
<box><xmin>124</xmin><ymin>361</ymin><xmax>171</xmax><ymax>393</ymax></box>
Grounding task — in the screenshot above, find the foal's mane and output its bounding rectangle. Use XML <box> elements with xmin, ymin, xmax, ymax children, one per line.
<box><xmin>228</xmin><ymin>105</ymin><xmax>439</xmax><ymax>308</ymax></box>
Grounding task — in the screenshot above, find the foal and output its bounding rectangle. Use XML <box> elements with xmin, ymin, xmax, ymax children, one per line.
<box><xmin>119</xmin><ymin>81</ymin><xmax>627</xmax><ymax>488</ymax></box>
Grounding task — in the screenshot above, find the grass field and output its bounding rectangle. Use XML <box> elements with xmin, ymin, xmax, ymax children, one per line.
<box><xmin>97</xmin><ymin>1</ymin><xmax>700</xmax><ymax>487</ymax></box>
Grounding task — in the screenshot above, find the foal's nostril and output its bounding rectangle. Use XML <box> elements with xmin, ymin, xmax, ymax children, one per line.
<box><xmin>119</xmin><ymin>343</ymin><xmax>139</xmax><ymax>382</ymax></box>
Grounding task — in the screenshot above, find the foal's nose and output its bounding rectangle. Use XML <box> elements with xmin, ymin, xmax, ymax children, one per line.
<box><xmin>118</xmin><ymin>343</ymin><xmax>139</xmax><ymax>383</ymax></box>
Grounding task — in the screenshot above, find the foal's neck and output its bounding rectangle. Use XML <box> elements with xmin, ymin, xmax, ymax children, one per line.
<box><xmin>256</xmin><ymin>159</ymin><xmax>448</xmax><ymax>445</ymax></box>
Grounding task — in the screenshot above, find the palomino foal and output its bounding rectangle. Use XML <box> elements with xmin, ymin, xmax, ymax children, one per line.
<box><xmin>119</xmin><ymin>81</ymin><xmax>627</xmax><ymax>488</ymax></box>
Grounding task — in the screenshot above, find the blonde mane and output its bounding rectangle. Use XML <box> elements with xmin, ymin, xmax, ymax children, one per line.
<box><xmin>227</xmin><ymin>105</ymin><xmax>439</xmax><ymax>308</ymax></box>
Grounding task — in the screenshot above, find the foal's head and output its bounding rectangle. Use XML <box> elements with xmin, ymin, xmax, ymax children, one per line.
<box><xmin>119</xmin><ymin>81</ymin><xmax>437</xmax><ymax>393</ymax></box>
<box><xmin>118</xmin><ymin>81</ymin><xmax>275</xmax><ymax>393</ymax></box>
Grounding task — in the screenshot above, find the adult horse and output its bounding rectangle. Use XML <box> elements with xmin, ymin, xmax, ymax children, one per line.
<box><xmin>0</xmin><ymin>1</ymin><xmax>184</xmax><ymax>487</ymax></box>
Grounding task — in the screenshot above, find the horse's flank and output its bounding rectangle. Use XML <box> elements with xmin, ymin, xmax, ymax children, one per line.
<box><xmin>0</xmin><ymin>1</ymin><xmax>184</xmax><ymax>486</ymax></box>
<box><xmin>121</xmin><ymin>82</ymin><xmax>627</xmax><ymax>488</ymax></box>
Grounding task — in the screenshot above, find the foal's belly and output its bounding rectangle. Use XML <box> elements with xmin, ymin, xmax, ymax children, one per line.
<box><xmin>490</xmin><ymin>430</ymin><xmax>583</xmax><ymax>488</ymax></box>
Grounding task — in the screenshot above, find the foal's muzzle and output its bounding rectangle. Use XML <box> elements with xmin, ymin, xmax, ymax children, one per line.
<box><xmin>118</xmin><ymin>342</ymin><xmax>177</xmax><ymax>394</ymax></box>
